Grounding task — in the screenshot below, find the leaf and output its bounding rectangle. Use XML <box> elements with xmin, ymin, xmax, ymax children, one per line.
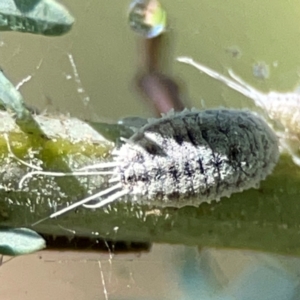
<box><xmin>0</xmin><ymin>227</ymin><xmax>45</xmax><ymax>256</ymax></box>
<box><xmin>0</xmin><ymin>0</ymin><xmax>74</xmax><ymax>36</ymax></box>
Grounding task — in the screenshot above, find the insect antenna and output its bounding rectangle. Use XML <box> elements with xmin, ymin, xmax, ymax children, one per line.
<box><xmin>32</xmin><ymin>182</ymin><xmax>125</xmax><ymax>226</ymax></box>
<box><xmin>19</xmin><ymin>168</ymin><xmax>115</xmax><ymax>189</ymax></box>
<box><xmin>4</xmin><ymin>133</ymin><xmax>118</xmax><ymax>189</ymax></box>
<box><xmin>78</xmin><ymin>162</ymin><xmax>119</xmax><ymax>171</ymax></box>
<box><xmin>4</xmin><ymin>133</ymin><xmax>127</xmax><ymax>224</ymax></box>
<box><xmin>177</xmin><ymin>56</ymin><xmax>267</xmax><ymax>110</ymax></box>
<box><xmin>49</xmin><ymin>182</ymin><xmax>124</xmax><ymax>217</ymax></box>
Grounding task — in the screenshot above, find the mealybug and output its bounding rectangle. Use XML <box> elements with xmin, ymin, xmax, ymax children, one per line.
<box><xmin>19</xmin><ymin>108</ymin><xmax>279</xmax><ymax>222</ymax></box>
<box><xmin>177</xmin><ymin>56</ymin><xmax>300</xmax><ymax>165</ymax></box>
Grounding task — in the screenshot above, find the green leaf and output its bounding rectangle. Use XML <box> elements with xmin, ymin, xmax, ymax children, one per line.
<box><xmin>0</xmin><ymin>227</ymin><xmax>45</xmax><ymax>256</ymax></box>
<box><xmin>0</xmin><ymin>0</ymin><xmax>74</xmax><ymax>36</ymax></box>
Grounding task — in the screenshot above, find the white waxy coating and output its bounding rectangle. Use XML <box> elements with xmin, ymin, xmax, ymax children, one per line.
<box><xmin>177</xmin><ymin>56</ymin><xmax>300</xmax><ymax>138</ymax></box>
<box><xmin>20</xmin><ymin>109</ymin><xmax>279</xmax><ymax>223</ymax></box>
<box><xmin>177</xmin><ymin>56</ymin><xmax>300</xmax><ymax>165</ymax></box>
<box><xmin>112</xmin><ymin>109</ymin><xmax>279</xmax><ymax>207</ymax></box>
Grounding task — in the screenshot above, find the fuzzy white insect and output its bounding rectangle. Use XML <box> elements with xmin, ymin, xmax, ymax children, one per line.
<box><xmin>177</xmin><ymin>56</ymin><xmax>300</xmax><ymax>165</ymax></box>
<box><xmin>18</xmin><ymin>108</ymin><xmax>279</xmax><ymax>223</ymax></box>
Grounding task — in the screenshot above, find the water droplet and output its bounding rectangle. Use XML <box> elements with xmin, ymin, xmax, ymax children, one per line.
<box><xmin>128</xmin><ymin>0</ymin><xmax>167</xmax><ymax>38</ymax></box>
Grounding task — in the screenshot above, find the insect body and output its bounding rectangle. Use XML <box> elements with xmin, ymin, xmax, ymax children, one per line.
<box><xmin>24</xmin><ymin>108</ymin><xmax>279</xmax><ymax>221</ymax></box>
<box><xmin>177</xmin><ymin>56</ymin><xmax>300</xmax><ymax>165</ymax></box>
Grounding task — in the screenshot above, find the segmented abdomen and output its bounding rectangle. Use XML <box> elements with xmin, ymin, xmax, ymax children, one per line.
<box><xmin>116</xmin><ymin>109</ymin><xmax>279</xmax><ymax>207</ymax></box>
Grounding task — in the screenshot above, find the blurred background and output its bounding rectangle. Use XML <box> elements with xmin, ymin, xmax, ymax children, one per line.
<box><xmin>2</xmin><ymin>0</ymin><xmax>300</xmax><ymax>299</ymax></box>
<box><xmin>2</xmin><ymin>0</ymin><xmax>300</xmax><ymax>121</ymax></box>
